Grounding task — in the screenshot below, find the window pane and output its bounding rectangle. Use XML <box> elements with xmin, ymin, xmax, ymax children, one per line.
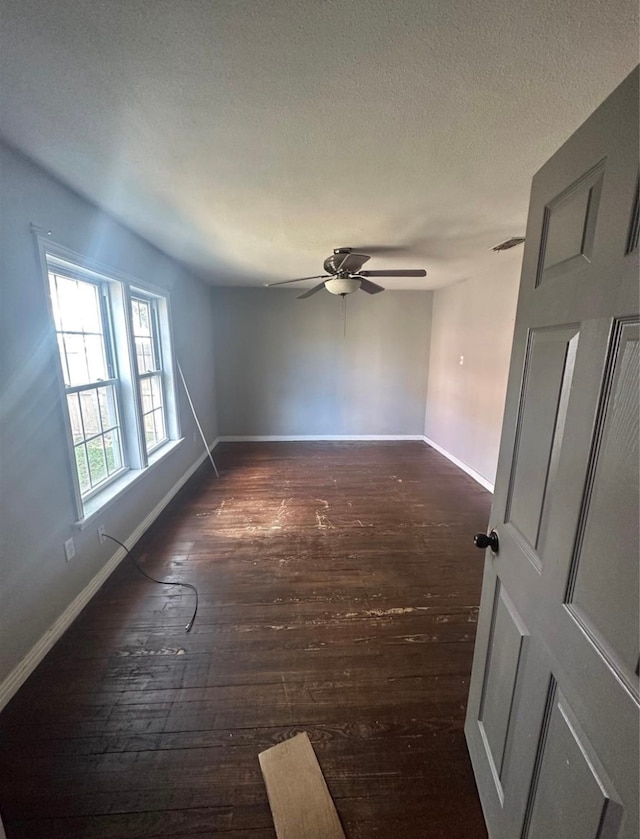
<box><xmin>74</xmin><ymin>445</ymin><xmax>90</xmax><ymax>494</ymax></box>
<box><xmin>150</xmin><ymin>374</ymin><xmax>163</xmax><ymax>409</ymax></box>
<box><xmin>131</xmin><ymin>299</ymin><xmax>151</xmax><ymax>336</ymax></box>
<box><xmin>57</xmin><ymin>335</ymin><xmax>71</xmax><ymax>385</ymax></box>
<box><xmin>98</xmin><ymin>385</ymin><xmax>119</xmax><ymax>431</ymax></box>
<box><xmin>135</xmin><ymin>336</ymin><xmax>156</xmax><ymax>373</ymax></box>
<box><xmin>103</xmin><ymin>429</ymin><xmax>123</xmax><ymax>474</ymax></box>
<box><xmin>152</xmin><ymin>406</ymin><xmax>166</xmax><ymax>443</ymax></box>
<box><xmin>143</xmin><ymin>408</ymin><xmax>166</xmax><ymax>451</ymax></box>
<box><xmin>62</xmin><ymin>333</ymin><xmax>108</xmax><ymax>386</ymax></box>
<box><xmin>76</xmin><ymin>280</ymin><xmax>102</xmax><ymax>333</ymax></box>
<box><xmin>49</xmin><ymin>276</ymin><xmax>64</xmax><ymax>331</ymax></box>
<box><xmin>69</xmin><ymin>385</ymin><xmax>125</xmax><ymax>492</ymax></box>
<box><xmin>53</xmin><ymin>275</ymin><xmax>83</xmax><ymax>331</ymax></box>
<box><xmin>85</xmin><ymin>334</ymin><xmax>109</xmax><ymax>382</ymax></box>
<box><xmin>49</xmin><ymin>274</ymin><xmax>109</xmax><ymax>386</ymax></box>
<box><xmin>61</xmin><ymin>333</ymin><xmax>90</xmax><ymax>385</ymax></box>
<box><xmin>67</xmin><ymin>393</ymin><xmax>84</xmax><ymax>443</ymax></box>
<box><xmin>79</xmin><ymin>388</ymin><xmax>102</xmax><ymax>437</ymax></box>
<box><xmin>131</xmin><ymin>299</ymin><xmax>141</xmax><ymax>333</ymax></box>
<box><xmin>140</xmin><ymin>377</ymin><xmax>153</xmax><ymax>413</ymax></box>
<box><xmin>131</xmin><ymin>297</ymin><xmax>158</xmax><ymax>373</ymax></box>
<box><xmin>87</xmin><ymin>437</ymin><xmax>107</xmax><ymax>487</ymax></box>
<box><xmin>144</xmin><ymin>411</ymin><xmax>158</xmax><ymax>448</ymax></box>
<box><xmin>54</xmin><ymin>275</ymin><xmax>101</xmax><ymax>332</ymax></box>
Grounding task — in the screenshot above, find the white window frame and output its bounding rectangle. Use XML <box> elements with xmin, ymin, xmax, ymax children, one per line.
<box><xmin>130</xmin><ymin>291</ymin><xmax>170</xmax><ymax>456</ymax></box>
<box><xmin>48</xmin><ymin>266</ymin><xmax>128</xmax><ymax>501</ymax></box>
<box><xmin>37</xmin><ymin>237</ymin><xmax>183</xmax><ymax>525</ymax></box>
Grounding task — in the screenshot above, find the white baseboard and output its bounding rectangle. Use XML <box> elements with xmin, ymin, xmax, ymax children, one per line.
<box><xmin>0</xmin><ymin>446</ymin><xmax>216</xmax><ymax>713</ymax></box>
<box><xmin>422</xmin><ymin>436</ymin><xmax>494</xmax><ymax>493</ymax></box>
<box><xmin>217</xmin><ymin>435</ymin><xmax>424</xmax><ymax>442</ymax></box>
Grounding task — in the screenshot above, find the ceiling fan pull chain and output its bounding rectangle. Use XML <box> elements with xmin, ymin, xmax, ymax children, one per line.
<box><xmin>342</xmin><ymin>293</ymin><xmax>347</xmax><ymax>338</ymax></box>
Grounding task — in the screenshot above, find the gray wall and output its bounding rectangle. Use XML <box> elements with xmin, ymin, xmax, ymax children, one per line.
<box><xmin>212</xmin><ymin>288</ymin><xmax>432</xmax><ymax>436</ymax></box>
<box><xmin>424</xmin><ymin>259</ymin><xmax>521</xmax><ymax>486</ymax></box>
<box><xmin>0</xmin><ymin>143</ymin><xmax>218</xmax><ymax>689</ymax></box>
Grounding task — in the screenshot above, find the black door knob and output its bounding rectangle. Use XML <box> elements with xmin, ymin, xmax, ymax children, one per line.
<box><xmin>474</xmin><ymin>530</ymin><xmax>499</xmax><ymax>553</ymax></box>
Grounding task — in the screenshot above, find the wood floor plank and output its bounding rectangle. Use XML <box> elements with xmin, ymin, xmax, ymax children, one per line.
<box><xmin>0</xmin><ymin>442</ymin><xmax>490</xmax><ymax>838</ymax></box>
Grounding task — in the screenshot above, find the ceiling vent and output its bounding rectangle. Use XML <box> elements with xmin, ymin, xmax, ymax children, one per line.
<box><xmin>491</xmin><ymin>237</ymin><xmax>526</xmax><ymax>252</ymax></box>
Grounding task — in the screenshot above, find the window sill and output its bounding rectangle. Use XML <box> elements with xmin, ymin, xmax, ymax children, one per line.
<box><xmin>74</xmin><ymin>438</ymin><xmax>184</xmax><ymax>529</ymax></box>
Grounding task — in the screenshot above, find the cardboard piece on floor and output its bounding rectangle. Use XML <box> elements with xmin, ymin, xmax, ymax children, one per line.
<box><xmin>258</xmin><ymin>732</ymin><xmax>346</xmax><ymax>839</ymax></box>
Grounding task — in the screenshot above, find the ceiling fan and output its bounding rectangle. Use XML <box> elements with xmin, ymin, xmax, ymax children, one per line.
<box><xmin>263</xmin><ymin>248</ymin><xmax>427</xmax><ymax>298</ymax></box>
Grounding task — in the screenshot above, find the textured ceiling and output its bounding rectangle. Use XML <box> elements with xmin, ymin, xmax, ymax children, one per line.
<box><xmin>0</xmin><ymin>0</ymin><xmax>637</xmax><ymax>289</ymax></box>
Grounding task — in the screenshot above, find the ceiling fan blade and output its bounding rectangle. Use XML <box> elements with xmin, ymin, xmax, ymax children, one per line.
<box><xmin>264</xmin><ymin>275</ymin><xmax>328</xmax><ymax>287</ymax></box>
<box><xmin>359</xmin><ymin>269</ymin><xmax>427</xmax><ymax>277</ymax></box>
<box><xmin>339</xmin><ymin>251</ymin><xmax>370</xmax><ymax>274</ymax></box>
<box><xmin>324</xmin><ymin>251</ymin><xmax>370</xmax><ymax>275</ymax></box>
<box><xmin>358</xmin><ymin>278</ymin><xmax>385</xmax><ymax>294</ymax></box>
<box><xmin>345</xmin><ymin>244</ymin><xmax>411</xmax><ymax>255</ymax></box>
<box><xmin>297</xmin><ymin>282</ymin><xmax>326</xmax><ymax>299</ymax></box>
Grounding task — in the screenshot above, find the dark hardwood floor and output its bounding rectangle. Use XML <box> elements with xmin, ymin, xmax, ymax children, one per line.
<box><xmin>0</xmin><ymin>442</ymin><xmax>491</xmax><ymax>838</ymax></box>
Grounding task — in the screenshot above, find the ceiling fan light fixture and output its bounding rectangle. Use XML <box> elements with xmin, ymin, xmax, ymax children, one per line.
<box><xmin>324</xmin><ymin>277</ymin><xmax>362</xmax><ymax>295</ymax></box>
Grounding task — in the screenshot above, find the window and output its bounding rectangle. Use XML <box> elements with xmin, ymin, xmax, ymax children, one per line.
<box><xmin>131</xmin><ymin>295</ymin><xmax>168</xmax><ymax>454</ymax></box>
<box><xmin>48</xmin><ymin>271</ymin><xmax>125</xmax><ymax>498</ymax></box>
<box><xmin>45</xmin><ymin>253</ymin><xmax>180</xmax><ymax>519</ymax></box>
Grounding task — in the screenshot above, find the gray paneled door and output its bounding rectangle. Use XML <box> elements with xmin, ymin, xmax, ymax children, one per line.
<box><xmin>465</xmin><ymin>68</ymin><xmax>639</xmax><ymax>839</ymax></box>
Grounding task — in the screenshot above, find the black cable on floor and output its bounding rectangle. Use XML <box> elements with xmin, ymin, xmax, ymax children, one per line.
<box><xmin>103</xmin><ymin>533</ymin><xmax>198</xmax><ymax>632</ymax></box>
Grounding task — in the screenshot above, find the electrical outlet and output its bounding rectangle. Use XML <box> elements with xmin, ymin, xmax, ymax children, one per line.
<box><xmin>64</xmin><ymin>537</ymin><xmax>76</xmax><ymax>562</ymax></box>
<box><xmin>459</xmin><ymin>355</ymin><xmax>464</xmax><ymax>366</ymax></box>
<box><xmin>97</xmin><ymin>525</ymin><xmax>106</xmax><ymax>544</ymax></box>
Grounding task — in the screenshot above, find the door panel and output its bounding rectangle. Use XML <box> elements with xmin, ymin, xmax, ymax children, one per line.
<box><xmin>568</xmin><ymin>322</ymin><xmax>639</xmax><ymax>687</ymax></box>
<box><xmin>465</xmin><ymin>68</ymin><xmax>639</xmax><ymax>839</ymax></box>
<box><xmin>524</xmin><ymin>684</ymin><xmax>622</xmax><ymax>839</ymax></box>
<box><xmin>537</xmin><ymin>160</ymin><xmax>604</xmax><ymax>285</ymax></box>
<box><xmin>505</xmin><ymin>325</ymin><xmax>580</xmax><ymax>559</ymax></box>
<box><xmin>478</xmin><ymin>582</ymin><xmax>529</xmax><ymax>798</ymax></box>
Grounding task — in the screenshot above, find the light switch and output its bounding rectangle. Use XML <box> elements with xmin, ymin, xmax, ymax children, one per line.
<box><xmin>64</xmin><ymin>537</ymin><xmax>76</xmax><ymax>562</ymax></box>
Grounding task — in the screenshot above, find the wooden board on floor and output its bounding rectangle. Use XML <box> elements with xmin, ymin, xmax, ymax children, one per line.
<box><xmin>258</xmin><ymin>732</ymin><xmax>346</xmax><ymax>839</ymax></box>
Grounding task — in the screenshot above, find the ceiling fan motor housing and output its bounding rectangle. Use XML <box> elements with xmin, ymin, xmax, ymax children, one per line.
<box><xmin>323</xmin><ymin>249</ymin><xmax>370</xmax><ymax>277</ymax></box>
